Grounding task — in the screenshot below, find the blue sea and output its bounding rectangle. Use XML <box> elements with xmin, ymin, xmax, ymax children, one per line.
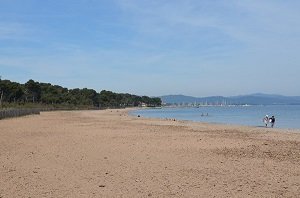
<box><xmin>131</xmin><ymin>105</ymin><xmax>300</xmax><ymax>129</ymax></box>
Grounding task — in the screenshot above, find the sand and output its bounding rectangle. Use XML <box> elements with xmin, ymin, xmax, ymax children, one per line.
<box><xmin>0</xmin><ymin>109</ymin><xmax>300</xmax><ymax>197</ymax></box>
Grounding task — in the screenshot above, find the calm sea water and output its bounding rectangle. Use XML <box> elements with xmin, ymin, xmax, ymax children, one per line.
<box><xmin>131</xmin><ymin>105</ymin><xmax>300</xmax><ymax>129</ymax></box>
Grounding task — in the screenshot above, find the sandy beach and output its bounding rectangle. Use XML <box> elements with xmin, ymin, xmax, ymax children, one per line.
<box><xmin>0</xmin><ymin>109</ymin><xmax>300</xmax><ymax>197</ymax></box>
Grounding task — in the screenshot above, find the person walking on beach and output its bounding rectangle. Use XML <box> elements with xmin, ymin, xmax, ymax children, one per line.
<box><xmin>270</xmin><ymin>116</ymin><xmax>275</xmax><ymax>128</ymax></box>
<box><xmin>263</xmin><ymin>115</ymin><xmax>269</xmax><ymax>127</ymax></box>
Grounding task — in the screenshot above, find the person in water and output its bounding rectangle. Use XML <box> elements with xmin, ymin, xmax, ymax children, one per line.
<box><xmin>270</xmin><ymin>116</ymin><xmax>275</xmax><ymax>128</ymax></box>
<box><xmin>263</xmin><ymin>115</ymin><xmax>269</xmax><ymax>127</ymax></box>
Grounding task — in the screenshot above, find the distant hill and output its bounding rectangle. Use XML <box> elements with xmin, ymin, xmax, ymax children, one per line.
<box><xmin>160</xmin><ymin>93</ymin><xmax>300</xmax><ymax>105</ymax></box>
<box><xmin>160</xmin><ymin>95</ymin><xmax>200</xmax><ymax>104</ymax></box>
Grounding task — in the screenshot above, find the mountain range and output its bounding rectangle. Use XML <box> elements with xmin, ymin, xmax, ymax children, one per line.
<box><xmin>160</xmin><ymin>93</ymin><xmax>300</xmax><ymax>105</ymax></box>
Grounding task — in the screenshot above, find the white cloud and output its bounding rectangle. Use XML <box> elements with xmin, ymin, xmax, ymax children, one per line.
<box><xmin>1</xmin><ymin>0</ymin><xmax>300</xmax><ymax>95</ymax></box>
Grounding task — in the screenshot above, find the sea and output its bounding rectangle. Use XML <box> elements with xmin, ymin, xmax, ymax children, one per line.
<box><xmin>131</xmin><ymin>105</ymin><xmax>300</xmax><ymax>129</ymax></box>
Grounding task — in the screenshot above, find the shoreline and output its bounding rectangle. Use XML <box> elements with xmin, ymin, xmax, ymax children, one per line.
<box><xmin>129</xmin><ymin>107</ymin><xmax>300</xmax><ymax>134</ymax></box>
<box><xmin>1</xmin><ymin>109</ymin><xmax>300</xmax><ymax>197</ymax></box>
<box><xmin>128</xmin><ymin>107</ymin><xmax>300</xmax><ymax>133</ymax></box>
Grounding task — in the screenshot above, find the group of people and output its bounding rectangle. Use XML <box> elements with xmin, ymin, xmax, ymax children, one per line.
<box><xmin>201</xmin><ymin>113</ymin><xmax>208</xmax><ymax>117</ymax></box>
<box><xmin>263</xmin><ymin>115</ymin><xmax>276</xmax><ymax>128</ymax></box>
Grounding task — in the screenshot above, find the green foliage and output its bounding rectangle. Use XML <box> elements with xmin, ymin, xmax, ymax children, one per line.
<box><xmin>0</xmin><ymin>80</ymin><xmax>24</xmax><ymax>103</ymax></box>
<box><xmin>0</xmin><ymin>78</ymin><xmax>162</xmax><ymax>109</ymax></box>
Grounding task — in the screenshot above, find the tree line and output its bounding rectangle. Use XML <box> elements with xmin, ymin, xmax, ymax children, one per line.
<box><xmin>0</xmin><ymin>78</ymin><xmax>161</xmax><ymax>109</ymax></box>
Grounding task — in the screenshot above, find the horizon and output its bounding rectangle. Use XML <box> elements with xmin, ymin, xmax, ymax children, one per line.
<box><xmin>1</xmin><ymin>1</ymin><xmax>300</xmax><ymax>97</ymax></box>
<box><xmin>2</xmin><ymin>77</ymin><xmax>300</xmax><ymax>98</ymax></box>
<box><xmin>160</xmin><ymin>93</ymin><xmax>300</xmax><ymax>98</ymax></box>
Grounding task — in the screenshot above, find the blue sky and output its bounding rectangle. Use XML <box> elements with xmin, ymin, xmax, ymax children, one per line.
<box><xmin>1</xmin><ymin>0</ymin><xmax>300</xmax><ymax>97</ymax></box>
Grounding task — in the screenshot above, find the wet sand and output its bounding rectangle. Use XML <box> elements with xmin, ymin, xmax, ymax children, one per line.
<box><xmin>0</xmin><ymin>109</ymin><xmax>300</xmax><ymax>197</ymax></box>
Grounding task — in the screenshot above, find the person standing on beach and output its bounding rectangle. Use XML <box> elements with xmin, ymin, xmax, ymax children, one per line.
<box><xmin>263</xmin><ymin>115</ymin><xmax>269</xmax><ymax>127</ymax></box>
<box><xmin>270</xmin><ymin>116</ymin><xmax>275</xmax><ymax>128</ymax></box>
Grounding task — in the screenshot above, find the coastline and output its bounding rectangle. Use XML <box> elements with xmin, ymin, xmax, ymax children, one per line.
<box><xmin>1</xmin><ymin>109</ymin><xmax>300</xmax><ymax>197</ymax></box>
<box><xmin>129</xmin><ymin>107</ymin><xmax>300</xmax><ymax>133</ymax></box>
<box><xmin>130</xmin><ymin>105</ymin><xmax>300</xmax><ymax>130</ymax></box>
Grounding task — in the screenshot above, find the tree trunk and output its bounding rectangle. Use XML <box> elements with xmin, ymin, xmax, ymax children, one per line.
<box><xmin>0</xmin><ymin>91</ymin><xmax>3</xmax><ymax>108</ymax></box>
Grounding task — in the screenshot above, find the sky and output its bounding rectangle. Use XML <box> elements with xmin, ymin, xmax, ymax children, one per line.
<box><xmin>1</xmin><ymin>0</ymin><xmax>300</xmax><ymax>97</ymax></box>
